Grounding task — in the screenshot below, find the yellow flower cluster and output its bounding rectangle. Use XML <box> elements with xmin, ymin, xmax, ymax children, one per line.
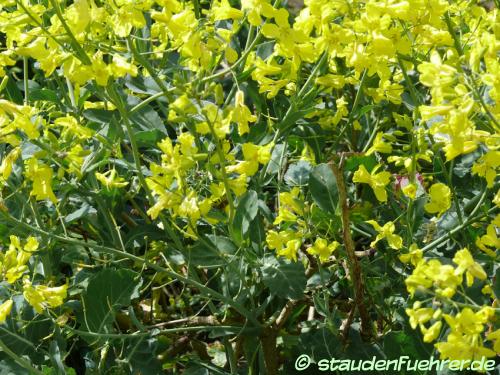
<box><xmin>404</xmin><ymin>247</ymin><xmax>497</xmax><ymax>360</ymax></box>
<box><xmin>266</xmin><ymin>186</ymin><xmax>340</xmax><ymax>263</ymax></box>
<box><xmin>0</xmin><ymin>236</ymin><xmax>67</xmax><ymax>324</ymax></box>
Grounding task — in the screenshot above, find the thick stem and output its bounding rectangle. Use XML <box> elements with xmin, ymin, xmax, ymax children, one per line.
<box><xmin>260</xmin><ymin>327</ymin><xmax>278</xmax><ymax>375</ymax></box>
<box><xmin>330</xmin><ymin>159</ymin><xmax>372</xmax><ymax>340</ymax></box>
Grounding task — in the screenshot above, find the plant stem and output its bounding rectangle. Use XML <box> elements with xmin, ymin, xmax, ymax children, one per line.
<box><xmin>330</xmin><ymin>156</ymin><xmax>372</xmax><ymax>340</ymax></box>
<box><xmin>48</xmin><ymin>0</ymin><xmax>91</xmax><ymax>65</ymax></box>
<box><xmin>23</xmin><ymin>57</ymin><xmax>29</xmax><ymax>105</ymax></box>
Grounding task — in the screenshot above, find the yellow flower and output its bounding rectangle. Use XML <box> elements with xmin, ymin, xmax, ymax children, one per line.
<box><xmin>23</xmin><ymin>277</ymin><xmax>68</xmax><ymax>314</ymax></box>
<box><xmin>54</xmin><ymin>115</ymin><xmax>94</xmax><ymax>140</ymax></box>
<box><xmin>424</xmin><ymin>183</ymin><xmax>451</xmax><ymax>217</ymax></box>
<box><xmin>481</xmin><ymin>284</ymin><xmax>493</xmax><ymax>296</ymax></box>
<box><xmin>260</xmin><ymin>8</ymin><xmax>316</xmax><ymax>63</ymax></box>
<box><xmin>486</xmin><ymin>329</ymin><xmax>500</xmax><ymax>354</ymax></box>
<box><xmin>471</xmin><ymin>150</ymin><xmax>500</xmax><ymax>188</ymax></box>
<box><xmin>493</xmin><ymin>190</ymin><xmax>500</xmax><ymax>208</ymax></box>
<box><xmin>110</xmin><ymin>55</ymin><xmax>138</xmax><ymax>78</ymax></box>
<box><xmin>402</xmin><ymin>183</ymin><xmax>417</xmax><ymax>200</ymax></box>
<box><xmin>0</xmin><ymin>147</ymin><xmax>21</xmax><ymax>183</ymax></box>
<box><xmin>24</xmin><ymin>158</ymin><xmax>58</xmax><ymax>204</ymax></box>
<box><xmin>436</xmin><ymin>308</ymin><xmax>496</xmax><ymax>361</ymax></box>
<box><xmin>65</xmin><ymin>145</ymin><xmax>91</xmax><ymax>177</ymax></box>
<box><xmin>1</xmin><ymin>235</ymin><xmax>38</xmax><ymax>284</ymax></box>
<box><xmin>242</xmin><ymin>0</ymin><xmax>276</xmax><ymax>26</ymax></box>
<box><xmin>452</xmin><ymin>248</ymin><xmax>487</xmax><ymax>287</ymax></box>
<box><xmin>352</xmin><ymin>165</ymin><xmax>391</xmax><ymax>202</ymax></box>
<box><xmin>95</xmin><ymin>169</ymin><xmax>129</xmax><ymax>189</ymax></box>
<box><xmin>210</xmin><ymin>0</ymin><xmax>243</xmax><ymax>20</ymax></box>
<box><xmin>226</xmin><ymin>143</ymin><xmax>273</xmax><ymax>176</ymax></box>
<box><xmin>406</xmin><ymin>302</ymin><xmax>433</xmax><ymax>329</ymax></box>
<box><xmin>273</xmin><ymin>187</ymin><xmax>303</xmax><ymax>225</ymax></box>
<box><xmin>405</xmin><ymin>259</ymin><xmax>462</xmax><ymax>298</ymax></box>
<box><xmin>366</xmin><ymin>220</ymin><xmax>403</xmax><ymax>250</ymax></box>
<box><xmin>399</xmin><ymin>244</ymin><xmax>423</xmax><ymax>266</ymax></box>
<box><xmin>177</xmin><ymin>192</ymin><xmax>201</xmax><ymax>222</ymax></box>
<box><xmin>228</xmin><ymin>174</ymin><xmax>248</xmax><ymax>197</ymax></box>
<box><xmin>278</xmin><ymin>238</ymin><xmax>301</xmax><ymax>262</ymax></box>
<box><xmin>365</xmin><ymin>132</ymin><xmax>393</xmax><ymax>155</ymax></box>
<box><xmin>266</xmin><ymin>229</ymin><xmax>302</xmax><ymax>262</ymax></box>
<box><xmin>418</xmin><ymin>51</ymin><xmax>457</xmax><ymax>87</ymax></box>
<box><xmin>0</xmin><ymin>300</ymin><xmax>13</xmax><ymax>324</ymax></box>
<box><xmin>475</xmin><ymin>223</ymin><xmax>499</xmax><ymax>257</ymax></box>
<box><xmin>422</xmin><ymin>321</ymin><xmax>442</xmax><ymax>343</ymax></box>
<box><xmin>435</xmin><ymin>332</ymin><xmax>496</xmax><ymax>361</ymax></box>
<box><xmin>64</xmin><ymin>0</ymin><xmax>91</xmax><ymax>35</ymax></box>
<box><xmin>112</xmin><ymin>6</ymin><xmax>146</xmax><ymax>38</ymax></box>
<box><xmin>411</xmin><ymin>307</ymin><xmax>442</xmax><ymax>342</ymax></box>
<box><xmin>231</xmin><ymin>90</ymin><xmax>257</xmax><ymax>135</ymax></box>
<box><xmin>307</xmin><ymin>238</ymin><xmax>339</xmax><ymax>263</ymax></box>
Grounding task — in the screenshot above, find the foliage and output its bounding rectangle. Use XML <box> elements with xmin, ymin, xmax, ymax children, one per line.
<box><xmin>0</xmin><ymin>0</ymin><xmax>499</xmax><ymax>373</ymax></box>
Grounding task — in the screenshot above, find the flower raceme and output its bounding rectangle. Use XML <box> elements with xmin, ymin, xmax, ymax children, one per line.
<box><xmin>0</xmin><ymin>236</ymin><xmax>68</xmax><ymax>323</ymax></box>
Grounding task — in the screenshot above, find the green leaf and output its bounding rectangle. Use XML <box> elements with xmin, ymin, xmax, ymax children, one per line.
<box><xmin>232</xmin><ymin>190</ymin><xmax>259</xmax><ymax>245</ymax></box>
<box><xmin>260</xmin><ymin>143</ymin><xmax>285</xmax><ymax>185</ymax></box>
<box><xmin>79</xmin><ymin>268</ymin><xmax>142</xmax><ymax>335</ymax></box>
<box><xmin>4</xmin><ymin>74</ymin><xmax>23</xmax><ymax>104</ymax></box>
<box><xmin>261</xmin><ymin>256</ymin><xmax>306</xmax><ymax>299</ymax></box>
<box><xmin>126</xmin><ymin>338</ymin><xmax>162</xmax><ymax>374</ymax></box>
<box><xmin>354</xmin><ymin>104</ymin><xmax>378</xmax><ymax>119</ymax></box>
<box><xmin>127</xmin><ymin>97</ymin><xmax>168</xmax><ymax>135</ymax></box>
<box><xmin>125</xmin><ymin>75</ymin><xmax>163</xmax><ymax>95</ymax></box>
<box><xmin>189</xmin><ymin>235</ymin><xmax>236</xmax><ymax>267</ymax></box>
<box><xmin>284</xmin><ymin>160</ymin><xmax>312</xmax><ymax>186</ymax></box>
<box><xmin>30</xmin><ymin>89</ymin><xmax>59</xmax><ymax>103</ymax></box>
<box><xmin>83</xmin><ymin>109</ymin><xmax>119</xmax><ymax>124</ymax></box>
<box><xmin>135</xmin><ymin>129</ymin><xmax>164</xmax><ymax>147</ymax></box>
<box><xmin>344</xmin><ymin>155</ymin><xmax>377</xmax><ymax>172</ymax></box>
<box><xmin>64</xmin><ymin>202</ymin><xmax>97</xmax><ymax>224</ymax></box>
<box><xmin>309</xmin><ymin>163</ymin><xmax>338</xmax><ymax>214</ymax></box>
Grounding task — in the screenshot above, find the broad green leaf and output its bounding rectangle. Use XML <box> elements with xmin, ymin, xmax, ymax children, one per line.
<box><xmin>344</xmin><ymin>155</ymin><xmax>377</xmax><ymax>172</ymax></box>
<box><xmin>189</xmin><ymin>235</ymin><xmax>236</xmax><ymax>267</ymax></box>
<box><xmin>309</xmin><ymin>163</ymin><xmax>338</xmax><ymax>214</ymax></box>
<box><xmin>261</xmin><ymin>256</ymin><xmax>306</xmax><ymax>300</ymax></box>
<box><xmin>79</xmin><ymin>268</ymin><xmax>142</xmax><ymax>335</ymax></box>
<box><xmin>82</xmin><ymin>109</ymin><xmax>118</xmax><ymax>124</ymax></box>
<box><xmin>125</xmin><ymin>75</ymin><xmax>163</xmax><ymax>95</ymax></box>
<box><xmin>30</xmin><ymin>89</ymin><xmax>58</xmax><ymax>103</ymax></box>
<box><xmin>4</xmin><ymin>73</ymin><xmax>24</xmax><ymax>104</ymax></box>
<box><xmin>284</xmin><ymin>160</ymin><xmax>312</xmax><ymax>186</ymax></box>
<box><xmin>135</xmin><ymin>129</ymin><xmax>164</xmax><ymax>147</ymax></box>
<box><xmin>125</xmin><ymin>338</ymin><xmax>162</xmax><ymax>374</ymax></box>
<box><xmin>64</xmin><ymin>203</ymin><xmax>97</xmax><ymax>224</ymax></box>
<box><xmin>127</xmin><ymin>96</ymin><xmax>168</xmax><ymax>135</ymax></box>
